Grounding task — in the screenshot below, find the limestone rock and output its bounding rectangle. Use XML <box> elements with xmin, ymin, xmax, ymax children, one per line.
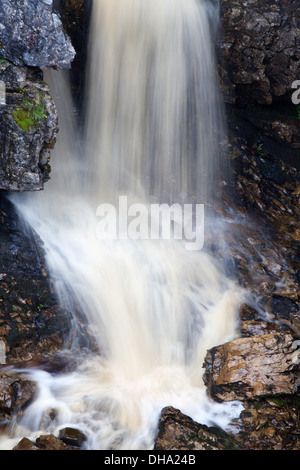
<box><xmin>203</xmin><ymin>333</ymin><xmax>300</xmax><ymax>402</ymax></box>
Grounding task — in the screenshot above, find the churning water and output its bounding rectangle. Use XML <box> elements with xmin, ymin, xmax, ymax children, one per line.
<box><xmin>2</xmin><ymin>0</ymin><xmax>245</xmax><ymax>450</ymax></box>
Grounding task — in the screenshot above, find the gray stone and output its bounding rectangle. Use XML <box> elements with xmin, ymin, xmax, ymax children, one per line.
<box><xmin>0</xmin><ymin>0</ymin><xmax>75</xmax><ymax>70</ymax></box>
<box><xmin>0</xmin><ymin>64</ymin><xmax>58</xmax><ymax>191</ymax></box>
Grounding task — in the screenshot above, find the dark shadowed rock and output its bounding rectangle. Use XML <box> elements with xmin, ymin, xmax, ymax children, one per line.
<box><xmin>219</xmin><ymin>0</ymin><xmax>300</xmax><ymax>106</ymax></box>
<box><xmin>59</xmin><ymin>427</ymin><xmax>87</xmax><ymax>447</ymax></box>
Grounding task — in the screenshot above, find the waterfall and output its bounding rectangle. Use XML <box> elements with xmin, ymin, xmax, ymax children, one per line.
<box><xmin>3</xmin><ymin>0</ymin><xmax>245</xmax><ymax>450</ymax></box>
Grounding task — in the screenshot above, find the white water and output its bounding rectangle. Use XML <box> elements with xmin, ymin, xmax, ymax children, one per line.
<box><xmin>1</xmin><ymin>0</ymin><xmax>245</xmax><ymax>450</ymax></box>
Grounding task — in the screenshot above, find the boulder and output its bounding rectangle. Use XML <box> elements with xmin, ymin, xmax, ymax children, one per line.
<box><xmin>203</xmin><ymin>333</ymin><xmax>300</xmax><ymax>402</ymax></box>
<box><xmin>13</xmin><ymin>434</ymin><xmax>70</xmax><ymax>451</ymax></box>
<box><xmin>0</xmin><ymin>371</ymin><xmax>36</xmax><ymax>422</ymax></box>
<box><xmin>153</xmin><ymin>406</ymin><xmax>242</xmax><ymax>450</ymax></box>
<box><xmin>12</xmin><ymin>437</ymin><xmax>40</xmax><ymax>451</ymax></box>
<box><xmin>13</xmin><ymin>428</ymin><xmax>87</xmax><ymax>450</ymax></box>
<box><xmin>59</xmin><ymin>427</ymin><xmax>87</xmax><ymax>447</ymax></box>
<box><xmin>0</xmin><ymin>0</ymin><xmax>75</xmax><ymax>70</ymax></box>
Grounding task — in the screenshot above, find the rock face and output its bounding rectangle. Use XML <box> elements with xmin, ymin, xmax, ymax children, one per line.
<box><xmin>219</xmin><ymin>0</ymin><xmax>300</xmax><ymax>106</ymax></box>
<box><xmin>0</xmin><ymin>0</ymin><xmax>75</xmax><ymax>191</ymax></box>
<box><xmin>0</xmin><ymin>0</ymin><xmax>75</xmax><ymax>70</ymax></box>
<box><xmin>203</xmin><ymin>333</ymin><xmax>300</xmax><ymax>402</ymax></box>
<box><xmin>0</xmin><ymin>64</ymin><xmax>58</xmax><ymax>190</ymax></box>
<box><xmin>231</xmin><ymin>396</ymin><xmax>300</xmax><ymax>450</ymax></box>
<box><xmin>218</xmin><ymin>0</ymin><xmax>300</xmax><ymax>337</ymax></box>
<box><xmin>0</xmin><ymin>191</ymin><xmax>79</xmax><ymax>364</ymax></box>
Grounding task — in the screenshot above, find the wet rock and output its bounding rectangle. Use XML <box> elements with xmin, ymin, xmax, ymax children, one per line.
<box><xmin>36</xmin><ymin>434</ymin><xmax>70</xmax><ymax>450</ymax></box>
<box><xmin>0</xmin><ymin>0</ymin><xmax>75</xmax><ymax>70</ymax></box>
<box><xmin>203</xmin><ymin>333</ymin><xmax>300</xmax><ymax>402</ymax></box>
<box><xmin>230</xmin><ymin>396</ymin><xmax>300</xmax><ymax>450</ymax></box>
<box><xmin>267</xmin><ymin>295</ymin><xmax>300</xmax><ymax>337</ymax></box>
<box><xmin>0</xmin><ymin>63</ymin><xmax>58</xmax><ymax>191</ymax></box>
<box><xmin>240</xmin><ymin>319</ymin><xmax>286</xmax><ymax>338</ymax></box>
<box><xmin>59</xmin><ymin>427</ymin><xmax>87</xmax><ymax>447</ymax></box>
<box><xmin>219</xmin><ymin>0</ymin><xmax>300</xmax><ymax>106</ymax></box>
<box><xmin>12</xmin><ymin>437</ymin><xmax>40</xmax><ymax>451</ymax></box>
<box><xmin>0</xmin><ymin>372</ymin><xmax>36</xmax><ymax>423</ymax></box>
<box><xmin>13</xmin><ymin>434</ymin><xmax>70</xmax><ymax>451</ymax></box>
<box><xmin>0</xmin><ymin>192</ymin><xmax>72</xmax><ymax>362</ymax></box>
<box><xmin>13</xmin><ymin>429</ymin><xmax>88</xmax><ymax>450</ymax></box>
<box><xmin>244</xmin><ymin>110</ymin><xmax>300</xmax><ymax>150</ymax></box>
<box><xmin>153</xmin><ymin>406</ymin><xmax>242</xmax><ymax>450</ymax></box>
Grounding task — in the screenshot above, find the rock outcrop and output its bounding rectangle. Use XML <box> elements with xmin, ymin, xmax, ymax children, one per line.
<box><xmin>0</xmin><ymin>192</ymin><xmax>72</xmax><ymax>364</ymax></box>
<box><xmin>0</xmin><ymin>0</ymin><xmax>75</xmax><ymax>191</ymax></box>
<box><xmin>0</xmin><ymin>1</ymin><xmax>77</xmax><ymax>365</ymax></box>
<box><xmin>219</xmin><ymin>0</ymin><xmax>300</xmax><ymax>106</ymax></box>
<box><xmin>0</xmin><ymin>64</ymin><xmax>58</xmax><ymax>190</ymax></box>
<box><xmin>218</xmin><ymin>0</ymin><xmax>300</xmax><ymax>338</ymax></box>
<box><xmin>203</xmin><ymin>333</ymin><xmax>300</xmax><ymax>402</ymax></box>
<box><xmin>0</xmin><ymin>0</ymin><xmax>75</xmax><ymax>70</ymax></box>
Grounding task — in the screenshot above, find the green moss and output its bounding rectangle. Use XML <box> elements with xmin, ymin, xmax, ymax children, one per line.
<box><xmin>13</xmin><ymin>87</ymin><xmax>47</xmax><ymax>132</ymax></box>
<box><xmin>13</xmin><ymin>107</ymin><xmax>34</xmax><ymax>131</ymax></box>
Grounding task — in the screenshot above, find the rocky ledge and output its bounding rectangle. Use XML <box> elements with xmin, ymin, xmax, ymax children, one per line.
<box><xmin>0</xmin><ymin>0</ymin><xmax>75</xmax><ymax>191</ymax></box>
<box><xmin>203</xmin><ymin>332</ymin><xmax>299</xmax><ymax>402</ymax></box>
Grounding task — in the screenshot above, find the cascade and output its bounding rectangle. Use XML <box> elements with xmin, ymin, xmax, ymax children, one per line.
<box><xmin>2</xmin><ymin>0</ymin><xmax>245</xmax><ymax>450</ymax></box>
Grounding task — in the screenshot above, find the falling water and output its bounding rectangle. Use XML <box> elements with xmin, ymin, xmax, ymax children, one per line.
<box><xmin>2</xmin><ymin>0</ymin><xmax>245</xmax><ymax>450</ymax></box>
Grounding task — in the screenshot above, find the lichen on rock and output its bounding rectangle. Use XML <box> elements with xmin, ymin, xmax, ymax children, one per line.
<box><xmin>0</xmin><ymin>0</ymin><xmax>76</xmax><ymax>191</ymax></box>
<box><xmin>0</xmin><ymin>0</ymin><xmax>75</xmax><ymax>70</ymax></box>
<box><xmin>0</xmin><ymin>63</ymin><xmax>58</xmax><ymax>191</ymax></box>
